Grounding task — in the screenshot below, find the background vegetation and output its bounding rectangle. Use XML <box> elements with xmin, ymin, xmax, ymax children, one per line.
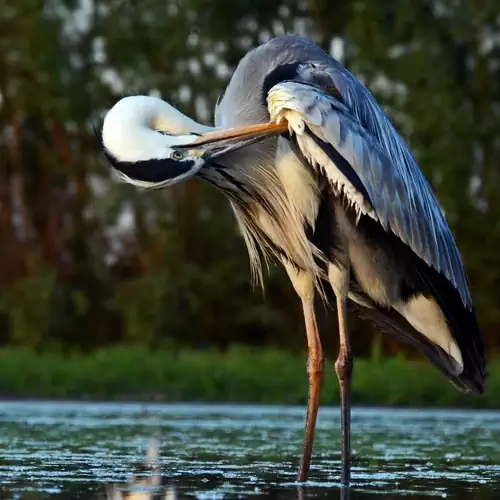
<box><xmin>1</xmin><ymin>346</ymin><xmax>499</xmax><ymax>407</ymax></box>
<box><xmin>1</xmin><ymin>1</ymin><xmax>499</xmax><ymax>402</ymax></box>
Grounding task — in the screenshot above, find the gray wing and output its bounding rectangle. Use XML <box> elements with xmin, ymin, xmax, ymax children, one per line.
<box><xmin>267</xmin><ymin>64</ymin><xmax>472</xmax><ymax>309</ymax></box>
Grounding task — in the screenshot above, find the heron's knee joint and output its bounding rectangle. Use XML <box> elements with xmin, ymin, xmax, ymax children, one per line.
<box><xmin>307</xmin><ymin>355</ymin><xmax>324</xmax><ymax>376</ymax></box>
<box><xmin>335</xmin><ymin>351</ymin><xmax>353</xmax><ymax>381</ymax></box>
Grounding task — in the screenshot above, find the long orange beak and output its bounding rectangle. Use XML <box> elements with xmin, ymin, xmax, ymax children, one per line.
<box><xmin>185</xmin><ymin>120</ymin><xmax>289</xmax><ymax>148</ymax></box>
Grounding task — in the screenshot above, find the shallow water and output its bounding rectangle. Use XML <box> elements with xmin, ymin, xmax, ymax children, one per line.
<box><xmin>0</xmin><ymin>402</ymin><xmax>498</xmax><ymax>499</ymax></box>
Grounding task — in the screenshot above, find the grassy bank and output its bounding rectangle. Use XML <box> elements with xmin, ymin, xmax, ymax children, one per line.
<box><xmin>0</xmin><ymin>346</ymin><xmax>497</xmax><ymax>408</ymax></box>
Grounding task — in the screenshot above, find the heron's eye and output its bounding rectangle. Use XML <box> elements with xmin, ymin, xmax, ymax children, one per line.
<box><xmin>171</xmin><ymin>150</ymin><xmax>184</xmax><ymax>160</ymax></box>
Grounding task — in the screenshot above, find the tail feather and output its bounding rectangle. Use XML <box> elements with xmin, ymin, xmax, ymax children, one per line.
<box><xmin>345</xmin><ymin>215</ymin><xmax>487</xmax><ymax>396</ymax></box>
<box><xmin>349</xmin><ymin>296</ymin><xmax>486</xmax><ymax>395</ymax></box>
<box><xmin>408</xmin><ymin>254</ymin><xmax>487</xmax><ymax>395</ymax></box>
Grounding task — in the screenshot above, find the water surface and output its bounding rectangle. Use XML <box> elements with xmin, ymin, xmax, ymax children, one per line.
<box><xmin>0</xmin><ymin>402</ymin><xmax>498</xmax><ymax>499</ymax></box>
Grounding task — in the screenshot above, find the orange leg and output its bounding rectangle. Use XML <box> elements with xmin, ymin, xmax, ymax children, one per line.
<box><xmin>297</xmin><ymin>296</ymin><xmax>324</xmax><ymax>481</ymax></box>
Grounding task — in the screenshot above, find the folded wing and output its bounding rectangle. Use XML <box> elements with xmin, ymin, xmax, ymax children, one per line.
<box><xmin>267</xmin><ymin>70</ymin><xmax>471</xmax><ymax>310</ymax></box>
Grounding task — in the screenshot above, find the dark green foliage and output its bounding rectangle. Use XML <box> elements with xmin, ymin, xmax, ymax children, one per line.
<box><xmin>0</xmin><ymin>347</ymin><xmax>498</xmax><ymax>408</ymax></box>
<box><xmin>0</xmin><ymin>1</ymin><xmax>499</xmax><ymax>362</ymax></box>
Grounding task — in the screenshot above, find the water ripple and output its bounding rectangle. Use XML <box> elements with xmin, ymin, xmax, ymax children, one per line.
<box><xmin>0</xmin><ymin>402</ymin><xmax>498</xmax><ymax>499</ymax></box>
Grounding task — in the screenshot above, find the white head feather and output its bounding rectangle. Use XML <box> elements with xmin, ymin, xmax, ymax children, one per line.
<box><xmin>101</xmin><ymin>96</ymin><xmax>215</xmax><ymax>189</ymax></box>
<box><xmin>101</xmin><ymin>95</ymin><xmax>214</xmax><ymax>163</ymax></box>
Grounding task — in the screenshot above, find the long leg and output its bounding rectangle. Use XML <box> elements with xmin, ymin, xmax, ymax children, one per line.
<box><xmin>329</xmin><ymin>264</ymin><xmax>353</xmax><ymax>487</ymax></box>
<box><xmin>283</xmin><ymin>263</ymin><xmax>324</xmax><ymax>482</ymax></box>
<box><xmin>335</xmin><ymin>293</ymin><xmax>352</xmax><ymax>486</ymax></box>
<box><xmin>297</xmin><ymin>293</ymin><xmax>324</xmax><ymax>481</ymax></box>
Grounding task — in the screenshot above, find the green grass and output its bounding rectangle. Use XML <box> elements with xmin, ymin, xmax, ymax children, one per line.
<box><xmin>0</xmin><ymin>346</ymin><xmax>497</xmax><ymax>408</ymax></box>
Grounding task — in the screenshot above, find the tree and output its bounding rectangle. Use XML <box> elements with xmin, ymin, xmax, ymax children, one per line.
<box><xmin>0</xmin><ymin>0</ymin><xmax>498</xmax><ymax>355</ymax></box>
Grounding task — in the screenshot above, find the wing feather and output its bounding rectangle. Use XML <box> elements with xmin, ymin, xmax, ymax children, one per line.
<box><xmin>267</xmin><ymin>74</ymin><xmax>472</xmax><ymax>309</ymax></box>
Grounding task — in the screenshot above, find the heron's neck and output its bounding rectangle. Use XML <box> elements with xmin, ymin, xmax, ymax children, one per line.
<box><xmin>102</xmin><ymin>95</ymin><xmax>215</xmax><ymax>162</ymax></box>
<box><xmin>151</xmin><ymin>101</ymin><xmax>215</xmax><ymax>135</ymax></box>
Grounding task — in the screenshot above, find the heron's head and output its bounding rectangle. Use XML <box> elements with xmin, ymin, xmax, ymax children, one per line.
<box><xmin>99</xmin><ymin>95</ymin><xmax>211</xmax><ymax>189</ymax></box>
<box><xmin>98</xmin><ymin>95</ymin><xmax>287</xmax><ymax>189</ymax></box>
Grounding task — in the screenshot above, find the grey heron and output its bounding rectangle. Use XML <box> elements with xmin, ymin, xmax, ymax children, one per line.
<box><xmin>97</xmin><ymin>35</ymin><xmax>486</xmax><ymax>486</ymax></box>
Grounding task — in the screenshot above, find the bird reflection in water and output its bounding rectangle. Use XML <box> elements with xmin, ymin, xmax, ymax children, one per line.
<box><xmin>106</xmin><ymin>438</ymin><xmax>175</xmax><ymax>500</ymax></box>
<box><xmin>104</xmin><ymin>437</ymin><xmax>352</xmax><ymax>500</ymax></box>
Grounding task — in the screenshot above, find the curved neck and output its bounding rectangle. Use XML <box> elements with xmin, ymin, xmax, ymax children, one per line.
<box><xmin>150</xmin><ymin>99</ymin><xmax>215</xmax><ymax>135</ymax></box>
<box><xmin>102</xmin><ymin>96</ymin><xmax>216</xmax><ymax>162</ymax></box>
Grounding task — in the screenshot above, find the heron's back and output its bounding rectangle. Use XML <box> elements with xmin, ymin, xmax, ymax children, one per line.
<box><xmin>215</xmin><ymin>36</ymin><xmax>333</xmax><ymax>129</ymax></box>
